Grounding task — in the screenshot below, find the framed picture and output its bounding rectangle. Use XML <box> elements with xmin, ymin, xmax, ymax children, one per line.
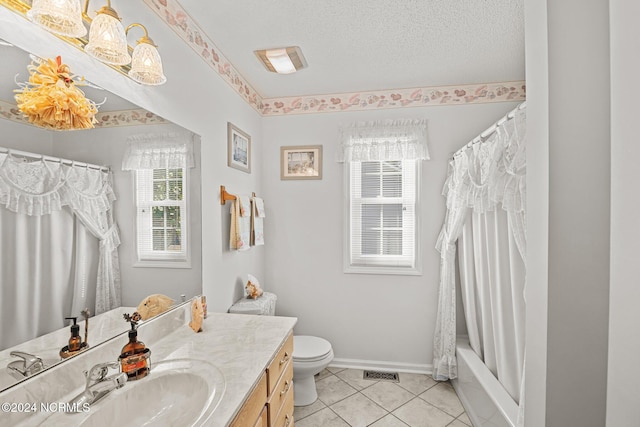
<box><xmin>280</xmin><ymin>145</ymin><xmax>323</xmax><ymax>180</ymax></box>
<box><xmin>227</xmin><ymin>122</ymin><xmax>251</xmax><ymax>173</ymax></box>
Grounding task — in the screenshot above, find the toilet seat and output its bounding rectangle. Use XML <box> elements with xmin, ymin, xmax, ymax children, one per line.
<box><xmin>293</xmin><ymin>336</ymin><xmax>332</xmax><ymax>362</ymax></box>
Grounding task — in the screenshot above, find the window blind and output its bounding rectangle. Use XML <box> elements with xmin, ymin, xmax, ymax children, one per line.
<box><xmin>135</xmin><ymin>166</ymin><xmax>188</xmax><ymax>262</ymax></box>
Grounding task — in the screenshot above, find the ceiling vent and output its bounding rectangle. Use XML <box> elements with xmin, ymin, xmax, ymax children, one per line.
<box><xmin>254</xmin><ymin>46</ymin><xmax>307</xmax><ymax>74</ymax></box>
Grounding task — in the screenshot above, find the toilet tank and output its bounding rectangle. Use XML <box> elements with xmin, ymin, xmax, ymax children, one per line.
<box><xmin>228</xmin><ymin>292</ymin><xmax>277</xmax><ymax>315</ymax></box>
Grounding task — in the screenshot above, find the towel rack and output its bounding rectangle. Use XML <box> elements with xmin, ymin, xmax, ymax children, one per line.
<box><xmin>220</xmin><ymin>185</ymin><xmax>257</xmax><ymax>205</ymax></box>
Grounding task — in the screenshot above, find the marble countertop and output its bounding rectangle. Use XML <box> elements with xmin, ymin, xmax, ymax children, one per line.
<box><xmin>151</xmin><ymin>312</ymin><xmax>298</xmax><ymax>426</ymax></box>
<box><xmin>0</xmin><ymin>305</ymin><xmax>297</xmax><ymax>427</ymax></box>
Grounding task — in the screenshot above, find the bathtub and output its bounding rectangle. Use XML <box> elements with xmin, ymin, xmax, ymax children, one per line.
<box><xmin>451</xmin><ymin>338</ymin><xmax>518</xmax><ymax>427</ymax></box>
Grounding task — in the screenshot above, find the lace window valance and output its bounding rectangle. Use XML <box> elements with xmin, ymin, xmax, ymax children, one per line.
<box><xmin>122</xmin><ymin>132</ymin><xmax>195</xmax><ymax>170</ymax></box>
<box><xmin>337</xmin><ymin>119</ymin><xmax>430</xmax><ymax>162</ymax></box>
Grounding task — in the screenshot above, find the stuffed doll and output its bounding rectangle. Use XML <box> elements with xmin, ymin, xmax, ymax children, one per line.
<box><xmin>245</xmin><ymin>274</ymin><xmax>264</xmax><ymax>299</ymax></box>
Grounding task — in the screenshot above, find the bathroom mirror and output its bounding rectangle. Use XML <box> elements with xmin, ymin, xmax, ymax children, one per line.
<box><xmin>0</xmin><ymin>37</ymin><xmax>202</xmax><ymax>389</ymax></box>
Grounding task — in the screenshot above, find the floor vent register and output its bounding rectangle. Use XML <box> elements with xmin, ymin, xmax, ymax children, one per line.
<box><xmin>363</xmin><ymin>370</ymin><xmax>400</xmax><ymax>382</ymax></box>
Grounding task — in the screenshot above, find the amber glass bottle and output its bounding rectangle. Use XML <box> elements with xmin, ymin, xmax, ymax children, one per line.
<box><xmin>120</xmin><ymin>326</ymin><xmax>149</xmax><ymax>380</ymax></box>
<box><xmin>66</xmin><ymin>317</ymin><xmax>82</xmax><ymax>352</ymax></box>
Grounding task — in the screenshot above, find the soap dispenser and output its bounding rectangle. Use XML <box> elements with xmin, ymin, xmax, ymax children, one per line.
<box><xmin>67</xmin><ymin>317</ymin><xmax>81</xmax><ymax>352</ymax></box>
<box><xmin>119</xmin><ymin>313</ymin><xmax>151</xmax><ymax>380</ymax></box>
<box><xmin>60</xmin><ymin>317</ymin><xmax>88</xmax><ymax>359</ymax></box>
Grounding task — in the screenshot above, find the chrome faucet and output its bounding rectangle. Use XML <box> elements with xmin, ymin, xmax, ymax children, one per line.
<box><xmin>67</xmin><ymin>362</ymin><xmax>127</xmax><ymax>410</ymax></box>
<box><xmin>7</xmin><ymin>351</ymin><xmax>45</xmax><ymax>378</ymax></box>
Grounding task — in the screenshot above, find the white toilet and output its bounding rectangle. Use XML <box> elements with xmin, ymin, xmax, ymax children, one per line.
<box><xmin>228</xmin><ymin>292</ymin><xmax>334</xmax><ymax>406</ymax></box>
<box><xmin>292</xmin><ymin>335</ymin><xmax>334</xmax><ymax>406</ymax></box>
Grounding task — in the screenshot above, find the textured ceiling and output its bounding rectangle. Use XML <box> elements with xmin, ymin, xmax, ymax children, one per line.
<box><xmin>178</xmin><ymin>0</ymin><xmax>525</xmax><ymax>98</ymax></box>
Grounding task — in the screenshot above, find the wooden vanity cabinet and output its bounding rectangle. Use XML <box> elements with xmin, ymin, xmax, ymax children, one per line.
<box><xmin>267</xmin><ymin>333</ymin><xmax>294</xmax><ymax>427</ymax></box>
<box><xmin>230</xmin><ymin>373</ymin><xmax>267</xmax><ymax>427</ymax></box>
<box><xmin>253</xmin><ymin>407</ymin><xmax>268</xmax><ymax>427</ymax></box>
<box><xmin>231</xmin><ymin>332</ymin><xmax>294</xmax><ymax>427</ymax></box>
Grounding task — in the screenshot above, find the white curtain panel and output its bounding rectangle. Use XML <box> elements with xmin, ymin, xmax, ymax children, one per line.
<box><xmin>0</xmin><ymin>209</ymin><xmax>73</xmax><ymax>349</ymax></box>
<box><xmin>458</xmin><ymin>209</ymin><xmax>526</xmax><ymax>402</ymax></box>
<box><xmin>0</xmin><ymin>210</ymin><xmax>99</xmax><ymax>350</ymax></box>
<box><xmin>0</xmin><ymin>153</ymin><xmax>120</xmax><ymax>330</ymax></box>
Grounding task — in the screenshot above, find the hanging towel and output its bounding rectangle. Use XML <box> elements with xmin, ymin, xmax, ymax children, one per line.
<box><xmin>251</xmin><ymin>197</ymin><xmax>265</xmax><ymax>246</ymax></box>
<box><xmin>230</xmin><ymin>195</ymin><xmax>251</xmax><ymax>251</ymax></box>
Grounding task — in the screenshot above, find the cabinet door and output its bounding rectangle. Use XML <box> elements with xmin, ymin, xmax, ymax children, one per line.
<box><xmin>230</xmin><ymin>373</ymin><xmax>267</xmax><ymax>427</ymax></box>
<box><xmin>253</xmin><ymin>406</ymin><xmax>268</xmax><ymax>427</ymax></box>
<box><xmin>272</xmin><ymin>387</ymin><xmax>294</xmax><ymax>427</ymax></box>
<box><xmin>267</xmin><ymin>332</ymin><xmax>294</xmax><ymax>395</ymax></box>
<box><xmin>268</xmin><ymin>360</ymin><xmax>294</xmax><ymax>426</ymax></box>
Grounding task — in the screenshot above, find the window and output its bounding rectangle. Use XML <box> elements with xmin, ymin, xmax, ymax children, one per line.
<box><xmin>339</xmin><ymin>118</ymin><xmax>428</xmax><ymax>274</ymax></box>
<box><xmin>135</xmin><ymin>163</ymin><xmax>190</xmax><ymax>267</ymax></box>
<box><xmin>346</xmin><ymin>159</ymin><xmax>420</xmax><ymax>274</ymax></box>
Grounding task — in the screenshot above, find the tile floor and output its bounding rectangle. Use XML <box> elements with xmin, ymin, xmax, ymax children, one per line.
<box><xmin>294</xmin><ymin>367</ymin><xmax>471</xmax><ymax>427</ymax></box>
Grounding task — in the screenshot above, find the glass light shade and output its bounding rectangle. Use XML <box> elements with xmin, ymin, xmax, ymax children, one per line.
<box><xmin>265</xmin><ymin>49</ymin><xmax>296</xmax><ymax>74</ymax></box>
<box><xmin>128</xmin><ymin>42</ymin><xmax>167</xmax><ymax>85</ymax></box>
<box><xmin>255</xmin><ymin>46</ymin><xmax>307</xmax><ymax>74</ymax></box>
<box><xmin>27</xmin><ymin>0</ymin><xmax>87</xmax><ymax>38</ymax></box>
<box><xmin>84</xmin><ymin>12</ymin><xmax>131</xmax><ymax>65</ymax></box>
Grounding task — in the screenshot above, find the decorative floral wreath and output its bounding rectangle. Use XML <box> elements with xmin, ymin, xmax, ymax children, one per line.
<box><xmin>14</xmin><ymin>56</ymin><xmax>99</xmax><ymax>130</ymax></box>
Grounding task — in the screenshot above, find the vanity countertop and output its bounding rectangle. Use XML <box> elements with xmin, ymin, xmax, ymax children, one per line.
<box><xmin>150</xmin><ymin>312</ymin><xmax>298</xmax><ymax>426</ymax></box>
<box><xmin>1</xmin><ymin>309</ymin><xmax>297</xmax><ymax>427</ymax></box>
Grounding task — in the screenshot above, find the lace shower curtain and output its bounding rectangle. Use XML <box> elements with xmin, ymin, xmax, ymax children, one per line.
<box><xmin>432</xmin><ymin>104</ymin><xmax>526</xmax><ymax>403</ymax></box>
<box><xmin>0</xmin><ymin>151</ymin><xmax>120</xmax><ymax>348</ymax></box>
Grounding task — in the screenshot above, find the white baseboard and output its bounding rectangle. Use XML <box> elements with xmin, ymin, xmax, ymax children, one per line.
<box><xmin>329</xmin><ymin>357</ymin><xmax>432</xmax><ymax>375</ymax></box>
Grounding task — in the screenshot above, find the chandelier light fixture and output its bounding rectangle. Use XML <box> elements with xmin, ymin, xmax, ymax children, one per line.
<box><xmin>18</xmin><ymin>0</ymin><xmax>166</xmax><ymax>85</ymax></box>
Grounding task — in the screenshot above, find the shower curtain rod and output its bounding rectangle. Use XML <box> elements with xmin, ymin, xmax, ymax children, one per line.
<box><xmin>452</xmin><ymin>101</ymin><xmax>527</xmax><ymax>158</ymax></box>
<box><xmin>0</xmin><ymin>146</ymin><xmax>110</xmax><ymax>172</ymax></box>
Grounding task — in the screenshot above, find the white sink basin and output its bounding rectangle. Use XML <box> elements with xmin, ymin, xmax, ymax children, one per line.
<box><xmin>40</xmin><ymin>359</ymin><xmax>225</xmax><ymax>427</ymax></box>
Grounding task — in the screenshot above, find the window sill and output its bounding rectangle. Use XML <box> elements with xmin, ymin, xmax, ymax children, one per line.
<box><xmin>344</xmin><ymin>265</ymin><xmax>422</xmax><ymax>276</ymax></box>
<box><xmin>133</xmin><ymin>259</ymin><xmax>192</xmax><ymax>269</ymax></box>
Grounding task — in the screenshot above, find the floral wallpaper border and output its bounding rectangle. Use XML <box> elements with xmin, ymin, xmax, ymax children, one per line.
<box><xmin>93</xmin><ymin>109</ymin><xmax>169</xmax><ymax>128</ymax></box>
<box><xmin>0</xmin><ymin>99</ymin><xmax>169</xmax><ymax>129</ymax></box>
<box><xmin>260</xmin><ymin>81</ymin><xmax>526</xmax><ymax>116</ymax></box>
<box><xmin>149</xmin><ymin>0</ymin><xmax>526</xmax><ymax>116</ymax></box>
<box><xmin>0</xmin><ymin>99</ymin><xmax>27</xmax><ymax>125</ymax></box>
<box><xmin>143</xmin><ymin>0</ymin><xmax>263</xmax><ymax>113</ymax></box>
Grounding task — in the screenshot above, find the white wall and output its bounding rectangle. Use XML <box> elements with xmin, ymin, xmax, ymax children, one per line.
<box><xmin>525</xmin><ymin>1</ymin><xmax>611</xmax><ymax>426</ymax></box>
<box><xmin>262</xmin><ymin>103</ymin><xmax>518</xmax><ymax>370</ymax></box>
<box><xmin>607</xmin><ymin>1</ymin><xmax>640</xmax><ymax>425</ymax></box>
<box><xmin>522</xmin><ymin>0</ymin><xmax>548</xmax><ymax>425</ymax></box>
<box><xmin>2</xmin><ymin>120</ymin><xmax>53</xmax><ymax>154</ymax></box>
<box><xmin>51</xmin><ymin>123</ymin><xmax>202</xmax><ymax>306</ymax></box>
